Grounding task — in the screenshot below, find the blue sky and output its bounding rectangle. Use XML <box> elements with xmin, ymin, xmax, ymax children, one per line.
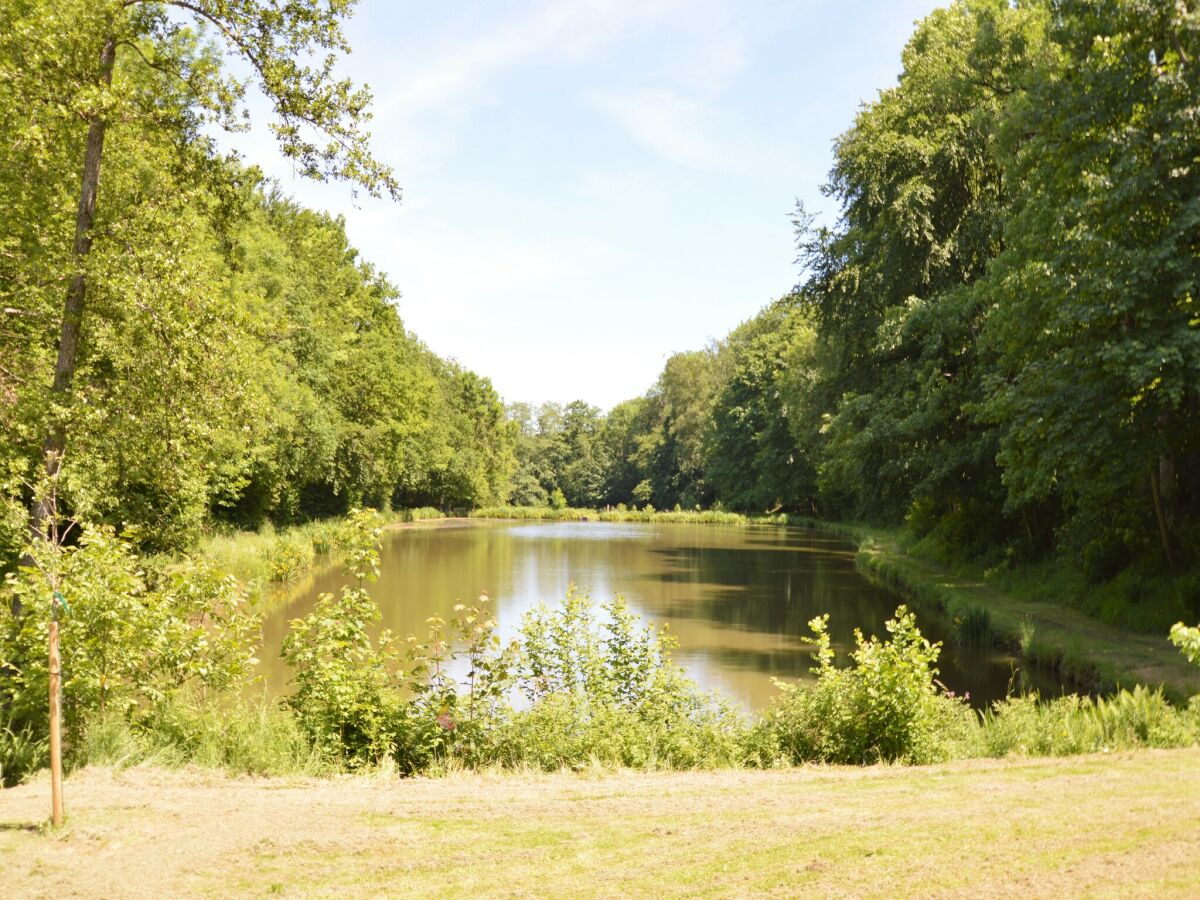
<box><xmin>224</xmin><ymin>0</ymin><xmax>942</xmax><ymax>410</ymax></box>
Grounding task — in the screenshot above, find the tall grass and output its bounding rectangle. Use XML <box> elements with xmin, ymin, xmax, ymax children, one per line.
<box><xmin>182</xmin><ymin>508</ymin><xmax>447</xmax><ymax>599</ymax></box>
<box><xmin>184</xmin><ymin>520</ymin><xmax>338</xmax><ymax>595</ymax></box>
<box><xmin>79</xmin><ymin>697</ymin><xmax>330</xmax><ymax>778</ymax></box>
<box><xmin>62</xmin><ymin>684</ymin><xmax>1200</xmax><ymax>782</ymax></box>
<box><xmin>974</xmin><ymin>686</ymin><xmax>1200</xmax><ymax>757</ymax></box>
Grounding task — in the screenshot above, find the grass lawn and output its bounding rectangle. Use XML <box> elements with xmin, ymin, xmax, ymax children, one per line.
<box><xmin>3</xmin><ymin>750</ymin><xmax>1200</xmax><ymax>897</ymax></box>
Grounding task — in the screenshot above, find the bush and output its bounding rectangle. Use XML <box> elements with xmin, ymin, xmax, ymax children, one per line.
<box><xmin>266</xmin><ymin>536</ymin><xmax>314</xmax><ymax>583</ymax></box>
<box><xmin>0</xmin><ymin>525</ymin><xmax>261</xmax><ymax>784</ymax></box>
<box><xmin>282</xmin><ymin>584</ymin><xmax>401</xmax><ymax>766</ymax></box>
<box><xmin>281</xmin><ymin>533</ymin><xmax>750</xmax><ymax>772</ymax></box>
<box><xmin>501</xmin><ymin>588</ymin><xmax>748</xmax><ymax>769</ymax></box>
<box><xmin>977</xmin><ymin>687</ymin><xmax>1200</xmax><ymax>757</ymax></box>
<box><xmin>1</xmin><ymin>528</ymin><xmax>258</xmax><ymax>743</ymax></box>
<box><xmin>760</xmin><ymin>606</ymin><xmax>971</xmax><ymax>765</ymax></box>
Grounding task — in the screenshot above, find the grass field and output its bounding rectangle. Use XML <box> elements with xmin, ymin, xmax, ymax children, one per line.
<box><xmin>3</xmin><ymin>750</ymin><xmax>1199</xmax><ymax>897</ymax></box>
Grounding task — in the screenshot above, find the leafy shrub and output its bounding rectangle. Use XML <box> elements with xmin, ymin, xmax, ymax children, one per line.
<box><xmin>760</xmin><ymin>606</ymin><xmax>971</xmax><ymax>764</ymax></box>
<box><xmin>0</xmin><ymin>526</ymin><xmax>260</xmax><ymax>783</ymax></box>
<box><xmin>1170</xmin><ymin>621</ymin><xmax>1200</xmax><ymax>665</ymax></box>
<box><xmin>281</xmin><ymin>525</ymin><xmax>749</xmax><ymax>772</ymax></box>
<box><xmin>0</xmin><ymin>494</ymin><xmax>26</xmax><ymax>576</ymax></box>
<box><xmin>282</xmin><ymin>509</ymin><xmax>396</xmax><ymax>766</ymax></box>
<box><xmin>334</xmin><ymin>508</ymin><xmax>385</xmax><ymax>581</ymax></box>
<box><xmin>266</xmin><ymin>536</ymin><xmax>313</xmax><ymax>583</ymax></box>
<box><xmin>282</xmin><ymin>584</ymin><xmax>401</xmax><ymax>766</ymax></box>
<box><xmin>393</xmin><ymin>596</ymin><xmax>519</xmax><ymax>772</ymax></box>
<box><xmin>496</xmin><ymin>588</ymin><xmax>748</xmax><ymax>770</ymax></box>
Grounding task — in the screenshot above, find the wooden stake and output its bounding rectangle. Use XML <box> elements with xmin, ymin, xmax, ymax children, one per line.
<box><xmin>48</xmin><ymin>612</ymin><xmax>64</xmax><ymax>827</ymax></box>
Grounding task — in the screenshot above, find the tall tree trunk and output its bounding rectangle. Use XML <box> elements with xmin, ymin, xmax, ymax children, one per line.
<box><xmin>30</xmin><ymin>34</ymin><xmax>117</xmax><ymax>540</ymax></box>
<box><xmin>1151</xmin><ymin>464</ymin><xmax>1176</xmax><ymax>571</ymax></box>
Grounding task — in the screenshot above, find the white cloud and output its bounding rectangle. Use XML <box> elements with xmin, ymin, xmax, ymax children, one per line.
<box><xmin>377</xmin><ymin>0</ymin><xmax>699</xmax><ymax>122</ymax></box>
<box><xmin>591</xmin><ymin>87</ymin><xmax>750</xmax><ymax>172</ymax></box>
<box><xmin>571</xmin><ymin>168</ymin><xmax>669</xmax><ymax>206</ymax></box>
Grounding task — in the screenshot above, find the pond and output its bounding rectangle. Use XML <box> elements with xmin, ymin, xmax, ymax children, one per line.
<box><xmin>260</xmin><ymin>521</ymin><xmax>1062</xmax><ymax>709</ymax></box>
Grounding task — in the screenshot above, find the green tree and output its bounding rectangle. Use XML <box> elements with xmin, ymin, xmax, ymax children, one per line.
<box><xmin>794</xmin><ymin>0</ymin><xmax>1045</xmax><ymax>545</ymax></box>
<box><xmin>981</xmin><ymin>0</ymin><xmax>1200</xmax><ymax>569</ymax></box>
<box><xmin>19</xmin><ymin>0</ymin><xmax>397</xmax><ymax>537</ymax></box>
<box><xmin>707</xmin><ymin>300</ymin><xmax>817</xmax><ymax>512</ymax></box>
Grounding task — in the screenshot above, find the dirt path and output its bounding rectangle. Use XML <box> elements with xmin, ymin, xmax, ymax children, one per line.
<box><xmin>3</xmin><ymin>750</ymin><xmax>1200</xmax><ymax>898</ymax></box>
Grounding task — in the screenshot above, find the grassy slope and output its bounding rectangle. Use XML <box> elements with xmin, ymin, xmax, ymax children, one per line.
<box><xmin>802</xmin><ymin>520</ymin><xmax>1200</xmax><ymax>699</ymax></box>
<box><xmin>3</xmin><ymin>751</ymin><xmax>1200</xmax><ymax>897</ymax></box>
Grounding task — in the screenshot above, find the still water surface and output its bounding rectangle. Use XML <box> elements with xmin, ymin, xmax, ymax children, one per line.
<box><xmin>262</xmin><ymin>521</ymin><xmax>1060</xmax><ymax>709</ymax></box>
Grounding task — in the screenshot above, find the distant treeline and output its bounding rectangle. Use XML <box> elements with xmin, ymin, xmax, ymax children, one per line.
<box><xmin>511</xmin><ymin>0</ymin><xmax>1200</xmax><ymax>585</ymax></box>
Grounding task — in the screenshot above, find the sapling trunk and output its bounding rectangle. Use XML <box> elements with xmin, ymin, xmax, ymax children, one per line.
<box><xmin>48</xmin><ymin>610</ymin><xmax>64</xmax><ymax>827</ymax></box>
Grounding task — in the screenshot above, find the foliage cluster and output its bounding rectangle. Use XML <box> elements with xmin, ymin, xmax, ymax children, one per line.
<box><xmin>503</xmin><ymin>0</ymin><xmax>1200</xmax><ymax>628</ymax></box>
<box><xmin>0</xmin><ymin>1</ymin><xmax>513</xmax><ymax>573</ymax></box>
<box><xmin>279</xmin><ymin>514</ymin><xmax>746</xmax><ymax>771</ymax></box>
<box><xmin>759</xmin><ymin>607</ymin><xmax>974</xmax><ymax>765</ymax></box>
<box><xmin>0</xmin><ymin>527</ymin><xmax>259</xmax><ymax>785</ymax></box>
<box><xmin>5</xmin><ymin>514</ymin><xmax>1200</xmax><ymax>786</ymax></box>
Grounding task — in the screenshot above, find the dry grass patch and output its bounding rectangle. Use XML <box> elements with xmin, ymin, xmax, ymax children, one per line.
<box><xmin>2</xmin><ymin>751</ymin><xmax>1199</xmax><ymax>898</ymax></box>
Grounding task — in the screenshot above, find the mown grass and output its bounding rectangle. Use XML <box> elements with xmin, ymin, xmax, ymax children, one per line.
<box><xmin>3</xmin><ymin>750</ymin><xmax>1199</xmax><ymax>897</ymax></box>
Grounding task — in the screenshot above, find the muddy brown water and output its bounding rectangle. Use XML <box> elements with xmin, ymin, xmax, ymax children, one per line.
<box><xmin>260</xmin><ymin>521</ymin><xmax>1063</xmax><ymax>709</ymax></box>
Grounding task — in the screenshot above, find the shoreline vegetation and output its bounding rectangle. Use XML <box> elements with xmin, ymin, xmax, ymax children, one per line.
<box><xmin>3</xmin><ymin>506</ymin><xmax>1200</xmax><ymax>884</ymax></box>
<box><xmin>204</xmin><ymin>506</ymin><xmax>1200</xmax><ymax>700</ymax></box>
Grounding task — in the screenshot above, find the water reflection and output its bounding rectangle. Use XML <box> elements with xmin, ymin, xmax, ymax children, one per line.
<box><xmin>260</xmin><ymin>522</ymin><xmax>1064</xmax><ymax>709</ymax></box>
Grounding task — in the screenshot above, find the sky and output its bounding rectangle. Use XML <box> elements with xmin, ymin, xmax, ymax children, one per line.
<box><xmin>220</xmin><ymin>0</ymin><xmax>943</xmax><ymax>410</ymax></box>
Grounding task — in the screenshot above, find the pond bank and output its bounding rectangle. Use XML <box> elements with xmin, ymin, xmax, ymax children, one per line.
<box><xmin>199</xmin><ymin>508</ymin><xmax>1199</xmax><ymax>699</ymax></box>
<box><xmin>795</xmin><ymin>519</ymin><xmax>1200</xmax><ymax>700</ymax></box>
<box><xmin>4</xmin><ymin>750</ymin><xmax>1199</xmax><ymax>896</ymax></box>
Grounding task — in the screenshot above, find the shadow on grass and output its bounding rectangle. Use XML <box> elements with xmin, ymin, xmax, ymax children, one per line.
<box><xmin>0</xmin><ymin>821</ymin><xmax>42</xmax><ymax>832</ymax></box>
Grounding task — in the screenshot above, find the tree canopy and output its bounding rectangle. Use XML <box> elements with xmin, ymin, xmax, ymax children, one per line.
<box><xmin>501</xmin><ymin>0</ymin><xmax>1200</xmax><ymax>627</ymax></box>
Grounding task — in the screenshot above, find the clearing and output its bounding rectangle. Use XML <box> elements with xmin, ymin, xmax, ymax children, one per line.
<box><xmin>3</xmin><ymin>750</ymin><xmax>1200</xmax><ymax>897</ymax></box>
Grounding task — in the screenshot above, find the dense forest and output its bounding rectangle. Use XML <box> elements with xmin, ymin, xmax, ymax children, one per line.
<box><xmin>508</xmin><ymin>0</ymin><xmax>1200</xmax><ymax>620</ymax></box>
<box><xmin>2</xmin><ymin>0</ymin><xmax>1198</xmax><ymax>615</ymax></box>
<box><xmin>0</xmin><ymin>1</ymin><xmax>514</xmax><ymax>562</ymax></box>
